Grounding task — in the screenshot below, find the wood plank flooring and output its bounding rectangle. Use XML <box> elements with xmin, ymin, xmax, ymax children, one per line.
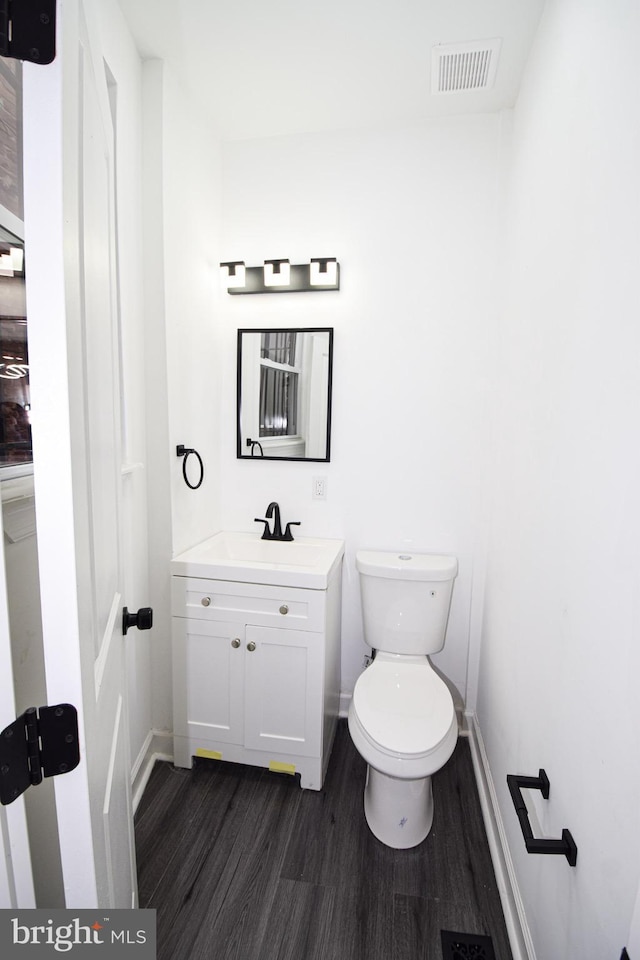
<box><xmin>135</xmin><ymin>721</ymin><xmax>513</xmax><ymax>960</ymax></box>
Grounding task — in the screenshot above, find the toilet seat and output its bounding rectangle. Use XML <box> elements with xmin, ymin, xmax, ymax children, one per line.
<box><xmin>351</xmin><ymin>657</ymin><xmax>456</xmax><ymax>760</ymax></box>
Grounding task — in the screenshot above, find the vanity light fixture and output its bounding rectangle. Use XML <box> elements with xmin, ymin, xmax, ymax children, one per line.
<box><xmin>220</xmin><ymin>261</ymin><xmax>246</xmax><ymax>289</ymax></box>
<box><xmin>220</xmin><ymin>258</ymin><xmax>340</xmax><ymax>295</ymax></box>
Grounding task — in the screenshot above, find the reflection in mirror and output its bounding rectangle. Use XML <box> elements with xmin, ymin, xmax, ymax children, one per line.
<box><xmin>0</xmin><ymin>58</ymin><xmax>31</xmax><ymax>473</ymax></box>
<box><xmin>237</xmin><ymin>328</ymin><xmax>333</xmax><ymax>461</ymax></box>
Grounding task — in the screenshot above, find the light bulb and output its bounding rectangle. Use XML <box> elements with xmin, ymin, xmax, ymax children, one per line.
<box><xmin>220</xmin><ymin>261</ymin><xmax>246</xmax><ymax>289</ymax></box>
<box><xmin>263</xmin><ymin>259</ymin><xmax>290</xmax><ymax>287</ymax></box>
<box><xmin>310</xmin><ymin>258</ymin><xmax>337</xmax><ymax>286</ymax></box>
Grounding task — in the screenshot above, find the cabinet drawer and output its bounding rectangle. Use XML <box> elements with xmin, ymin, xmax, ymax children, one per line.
<box><xmin>171</xmin><ymin>576</ymin><xmax>326</xmax><ymax>631</ymax></box>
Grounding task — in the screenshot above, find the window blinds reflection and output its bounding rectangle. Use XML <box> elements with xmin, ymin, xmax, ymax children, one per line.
<box><xmin>260</xmin><ymin>330</ymin><xmax>297</xmax><ymax>365</ymax></box>
<box><xmin>259</xmin><ymin>366</ymin><xmax>298</xmax><ymax>437</ymax></box>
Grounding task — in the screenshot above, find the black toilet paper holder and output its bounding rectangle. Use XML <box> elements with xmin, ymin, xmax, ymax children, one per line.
<box><xmin>507</xmin><ymin>769</ymin><xmax>578</xmax><ymax>866</ymax></box>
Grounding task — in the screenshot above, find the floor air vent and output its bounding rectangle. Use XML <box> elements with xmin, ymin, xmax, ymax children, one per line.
<box><xmin>431</xmin><ymin>39</ymin><xmax>501</xmax><ymax>94</ymax></box>
<box><xmin>441</xmin><ymin>929</ymin><xmax>496</xmax><ymax>960</ymax></box>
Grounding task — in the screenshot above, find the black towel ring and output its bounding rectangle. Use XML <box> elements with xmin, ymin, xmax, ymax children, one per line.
<box><xmin>176</xmin><ymin>444</ymin><xmax>204</xmax><ymax>490</ymax></box>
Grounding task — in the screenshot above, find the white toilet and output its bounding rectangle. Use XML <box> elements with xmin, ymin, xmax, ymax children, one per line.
<box><xmin>348</xmin><ymin>550</ymin><xmax>459</xmax><ymax>849</ymax></box>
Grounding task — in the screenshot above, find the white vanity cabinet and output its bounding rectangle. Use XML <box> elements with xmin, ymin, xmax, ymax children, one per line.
<box><xmin>170</xmin><ymin>536</ymin><xmax>343</xmax><ymax>790</ymax></box>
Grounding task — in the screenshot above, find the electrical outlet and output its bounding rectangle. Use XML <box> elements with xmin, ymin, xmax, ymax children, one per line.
<box><xmin>312</xmin><ymin>476</ymin><xmax>327</xmax><ymax>500</ymax></box>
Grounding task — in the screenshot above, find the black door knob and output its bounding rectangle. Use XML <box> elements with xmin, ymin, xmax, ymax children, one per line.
<box><xmin>122</xmin><ymin>606</ymin><xmax>153</xmax><ymax>635</ymax></box>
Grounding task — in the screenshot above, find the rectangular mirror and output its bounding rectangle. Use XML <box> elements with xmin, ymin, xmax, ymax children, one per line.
<box><xmin>237</xmin><ymin>328</ymin><xmax>333</xmax><ymax>461</ymax></box>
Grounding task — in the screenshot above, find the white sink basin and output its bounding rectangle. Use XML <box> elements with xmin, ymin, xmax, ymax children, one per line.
<box><xmin>171</xmin><ymin>531</ymin><xmax>345</xmax><ymax>589</ymax></box>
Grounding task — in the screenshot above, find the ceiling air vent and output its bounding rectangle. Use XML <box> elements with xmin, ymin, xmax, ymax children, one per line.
<box><xmin>431</xmin><ymin>38</ymin><xmax>501</xmax><ymax>95</ymax></box>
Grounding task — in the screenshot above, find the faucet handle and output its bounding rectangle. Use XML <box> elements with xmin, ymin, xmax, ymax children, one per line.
<box><xmin>254</xmin><ymin>518</ymin><xmax>272</xmax><ymax>540</ymax></box>
<box><xmin>283</xmin><ymin>521</ymin><xmax>301</xmax><ymax>542</ymax></box>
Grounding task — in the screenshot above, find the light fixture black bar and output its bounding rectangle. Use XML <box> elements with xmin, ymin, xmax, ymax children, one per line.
<box><xmin>310</xmin><ymin>257</ymin><xmax>337</xmax><ymax>273</ymax></box>
<box><xmin>264</xmin><ymin>258</ymin><xmax>289</xmax><ymax>274</ymax></box>
<box><xmin>221</xmin><ymin>260</ymin><xmax>244</xmax><ymax>277</ymax></box>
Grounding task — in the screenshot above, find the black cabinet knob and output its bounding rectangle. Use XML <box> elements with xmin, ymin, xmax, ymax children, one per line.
<box><xmin>122</xmin><ymin>606</ymin><xmax>153</xmax><ymax>635</ymax></box>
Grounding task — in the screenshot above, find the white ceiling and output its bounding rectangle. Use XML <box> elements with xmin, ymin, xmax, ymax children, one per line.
<box><xmin>118</xmin><ymin>0</ymin><xmax>545</xmax><ymax>141</ymax></box>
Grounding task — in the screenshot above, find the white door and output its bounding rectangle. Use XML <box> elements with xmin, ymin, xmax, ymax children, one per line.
<box><xmin>22</xmin><ymin>0</ymin><xmax>137</xmax><ymax>907</ymax></box>
<box><xmin>0</xmin><ymin>524</ymin><xmax>36</xmax><ymax>907</ymax></box>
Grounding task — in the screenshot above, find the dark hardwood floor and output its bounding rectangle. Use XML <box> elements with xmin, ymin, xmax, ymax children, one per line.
<box><xmin>135</xmin><ymin>721</ymin><xmax>513</xmax><ymax>960</ymax></box>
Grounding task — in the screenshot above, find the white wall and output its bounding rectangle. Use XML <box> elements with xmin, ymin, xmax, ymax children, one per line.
<box><xmin>477</xmin><ymin>1</ymin><xmax>640</xmax><ymax>958</ymax></box>
<box><xmin>217</xmin><ymin>117</ymin><xmax>501</xmax><ymax>703</ymax></box>
<box><xmin>142</xmin><ymin>60</ymin><xmax>223</xmax><ymax>734</ymax></box>
<box><xmin>161</xmin><ymin>73</ymin><xmax>222</xmax><ymax>560</ymax></box>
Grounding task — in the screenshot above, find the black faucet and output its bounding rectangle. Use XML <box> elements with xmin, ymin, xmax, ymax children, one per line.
<box><xmin>254</xmin><ymin>502</ymin><xmax>301</xmax><ymax>541</ymax></box>
<box><xmin>265</xmin><ymin>501</ymin><xmax>283</xmax><ymax>539</ymax></box>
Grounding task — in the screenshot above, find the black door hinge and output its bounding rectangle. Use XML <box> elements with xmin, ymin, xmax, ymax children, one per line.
<box><xmin>0</xmin><ymin>0</ymin><xmax>56</xmax><ymax>64</ymax></box>
<box><xmin>0</xmin><ymin>703</ymin><xmax>80</xmax><ymax>805</ymax></box>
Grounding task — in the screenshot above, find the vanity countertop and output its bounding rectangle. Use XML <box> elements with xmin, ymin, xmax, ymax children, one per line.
<box><xmin>171</xmin><ymin>530</ymin><xmax>345</xmax><ymax>589</ymax></box>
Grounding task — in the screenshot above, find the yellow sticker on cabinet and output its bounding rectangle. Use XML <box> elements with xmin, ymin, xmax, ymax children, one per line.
<box><xmin>196</xmin><ymin>748</ymin><xmax>223</xmax><ymax>761</ymax></box>
<box><xmin>269</xmin><ymin>761</ymin><xmax>296</xmax><ymax>775</ymax></box>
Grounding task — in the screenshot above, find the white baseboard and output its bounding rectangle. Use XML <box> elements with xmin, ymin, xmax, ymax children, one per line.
<box><xmin>131</xmin><ymin>730</ymin><xmax>173</xmax><ymax>814</ymax></box>
<box><xmin>465</xmin><ymin>711</ymin><xmax>536</xmax><ymax>960</ymax></box>
<box><xmin>131</xmin><ymin>729</ymin><xmax>154</xmax><ymax>784</ymax></box>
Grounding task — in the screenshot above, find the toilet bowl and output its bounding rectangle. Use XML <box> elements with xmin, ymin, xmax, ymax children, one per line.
<box><xmin>348</xmin><ymin>550</ymin><xmax>458</xmax><ymax>849</ymax></box>
<box><xmin>348</xmin><ymin>654</ymin><xmax>458</xmax><ymax>848</ymax></box>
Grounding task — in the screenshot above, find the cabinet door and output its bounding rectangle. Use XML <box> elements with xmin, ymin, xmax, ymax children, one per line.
<box><xmin>172</xmin><ymin>618</ymin><xmax>244</xmax><ymax>746</ymax></box>
<box><xmin>243</xmin><ymin>625</ymin><xmax>323</xmax><ymax>758</ymax></box>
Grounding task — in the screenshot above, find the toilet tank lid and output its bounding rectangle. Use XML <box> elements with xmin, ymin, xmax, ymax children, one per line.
<box><xmin>356</xmin><ymin>550</ymin><xmax>458</xmax><ymax>581</ymax></box>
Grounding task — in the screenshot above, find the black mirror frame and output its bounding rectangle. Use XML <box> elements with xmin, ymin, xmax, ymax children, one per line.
<box><xmin>236</xmin><ymin>327</ymin><xmax>334</xmax><ymax>462</ymax></box>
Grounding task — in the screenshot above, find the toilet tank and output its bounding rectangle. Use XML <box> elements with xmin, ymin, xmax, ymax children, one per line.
<box><xmin>356</xmin><ymin>551</ymin><xmax>458</xmax><ymax>656</ymax></box>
